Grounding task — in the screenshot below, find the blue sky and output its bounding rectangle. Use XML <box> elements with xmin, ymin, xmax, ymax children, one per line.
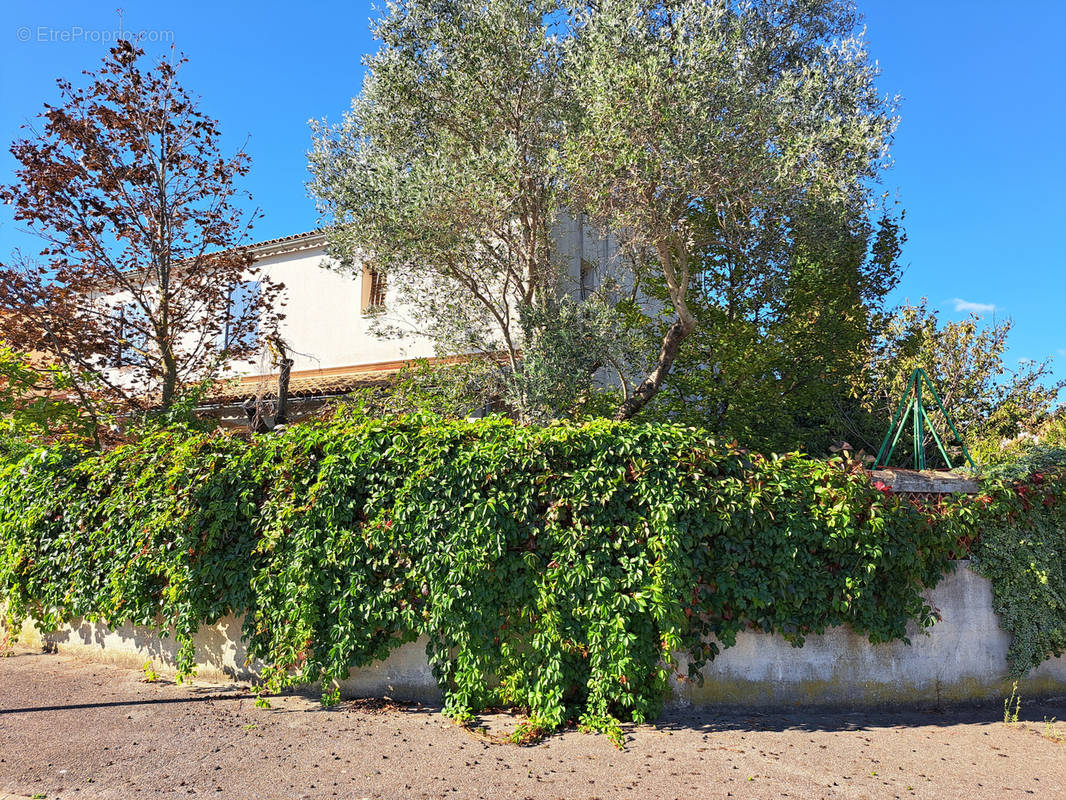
<box><xmin>861</xmin><ymin>2</ymin><xmax>1066</xmax><ymax>386</ymax></box>
<box><xmin>1</xmin><ymin>1</ymin><xmax>1063</xmax><ymax>387</ymax></box>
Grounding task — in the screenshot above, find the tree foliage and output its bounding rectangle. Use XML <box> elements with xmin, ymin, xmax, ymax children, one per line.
<box><xmin>854</xmin><ymin>302</ymin><xmax>1064</xmax><ymax>466</ymax></box>
<box><xmin>311</xmin><ymin>0</ymin><xmax>896</xmax><ymax>422</ymax></box>
<box><xmin>0</xmin><ymin>345</ymin><xmax>90</xmax><ymax>453</ymax></box>
<box><xmin>564</xmin><ymin>0</ymin><xmax>897</xmax><ymax>417</ymax></box>
<box><xmin>0</xmin><ymin>42</ymin><xmax>280</xmax><ymax>423</ymax></box>
<box><xmin>640</xmin><ymin>203</ymin><xmax>904</xmax><ymax>453</ymax></box>
<box><xmin>986</xmin><ymin>411</ymin><xmax>1066</xmax><ymax>478</ymax></box>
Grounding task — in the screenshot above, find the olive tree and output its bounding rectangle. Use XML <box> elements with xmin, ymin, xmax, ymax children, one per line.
<box><xmin>564</xmin><ymin>0</ymin><xmax>897</xmax><ymax>418</ymax></box>
<box><xmin>312</xmin><ymin>0</ymin><xmax>896</xmax><ymax>423</ymax></box>
<box><xmin>309</xmin><ymin>0</ymin><xmax>627</xmax><ymax>422</ymax></box>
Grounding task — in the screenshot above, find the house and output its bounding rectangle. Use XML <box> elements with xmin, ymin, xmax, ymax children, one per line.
<box><xmin>189</xmin><ymin>216</ymin><xmax>611</xmax><ymax>424</ymax></box>
<box><xmin>196</xmin><ymin>230</ymin><xmax>433</xmax><ymax>424</ymax></box>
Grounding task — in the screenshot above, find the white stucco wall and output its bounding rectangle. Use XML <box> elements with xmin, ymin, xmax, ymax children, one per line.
<box><xmin>96</xmin><ymin>218</ymin><xmax>639</xmax><ymax>391</ymax></box>
<box><xmin>252</xmin><ymin>246</ymin><xmax>435</xmax><ymax>373</ymax></box>
<box><xmin>97</xmin><ymin>236</ymin><xmax>439</xmax><ymax>390</ymax></box>
<box><xmin>16</xmin><ymin>563</ymin><xmax>1066</xmax><ymax>707</ymax></box>
<box><xmin>255</xmin><ymin>217</ymin><xmax>624</xmax><ymax>376</ymax></box>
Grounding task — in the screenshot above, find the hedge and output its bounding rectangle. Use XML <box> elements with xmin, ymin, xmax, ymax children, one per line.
<box><xmin>0</xmin><ymin>413</ymin><xmax>1062</xmax><ymax>743</ymax></box>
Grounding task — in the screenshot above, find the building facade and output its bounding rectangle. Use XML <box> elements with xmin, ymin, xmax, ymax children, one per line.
<box><xmin>198</xmin><ymin>216</ymin><xmax>609</xmax><ymax>422</ymax></box>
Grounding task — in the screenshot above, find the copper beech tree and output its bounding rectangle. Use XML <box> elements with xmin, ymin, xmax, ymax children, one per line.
<box><xmin>0</xmin><ymin>41</ymin><xmax>280</xmax><ymax>429</ymax></box>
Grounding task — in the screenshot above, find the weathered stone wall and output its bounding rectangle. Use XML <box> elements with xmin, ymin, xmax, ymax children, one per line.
<box><xmin>13</xmin><ymin>562</ymin><xmax>1065</xmax><ymax>707</ymax></box>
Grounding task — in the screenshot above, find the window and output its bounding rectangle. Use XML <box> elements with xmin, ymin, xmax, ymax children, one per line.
<box><xmin>112</xmin><ymin>305</ymin><xmax>128</xmax><ymax>368</ymax></box>
<box><xmin>111</xmin><ymin>303</ymin><xmax>147</xmax><ymax>368</ymax></box>
<box><xmin>579</xmin><ymin>258</ymin><xmax>596</xmax><ymax>301</ymax></box>
<box><xmin>222</xmin><ymin>280</ymin><xmax>261</xmax><ymax>351</ymax></box>
<box><xmin>361</xmin><ymin>265</ymin><xmax>387</xmax><ymax>312</ymax></box>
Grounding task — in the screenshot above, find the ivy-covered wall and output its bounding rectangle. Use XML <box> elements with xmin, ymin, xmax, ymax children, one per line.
<box><xmin>1</xmin><ymin>414</ymin><xmax>1063</xmax><ymax>741</ymax></box>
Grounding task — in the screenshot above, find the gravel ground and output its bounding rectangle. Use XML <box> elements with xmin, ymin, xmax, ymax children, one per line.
<box><xmin>1</xmin><ymin>647</ymin><xmax>1064</xmax><ymax>800</ymax></box>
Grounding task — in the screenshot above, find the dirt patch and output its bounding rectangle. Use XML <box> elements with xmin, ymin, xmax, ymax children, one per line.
<box><xmin>1</xmin><ymin>646</ymin><xmax>1063</xmax><ymax>799</ymax></box>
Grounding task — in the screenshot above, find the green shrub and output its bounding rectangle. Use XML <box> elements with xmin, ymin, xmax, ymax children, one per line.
<box><xmin>1</xmin><ymin>414</ymin><xmax>1056</xmax><ymax>738</ymax></box>
<box><xmin>0</xmin><ymin>345</ymin><xmax>95</xmax><ymax>454</ymax></box>
<box><xmin>969</xmin><ymin>468</ymin><xmax>1066</xmax><ymax>676</ymax></box>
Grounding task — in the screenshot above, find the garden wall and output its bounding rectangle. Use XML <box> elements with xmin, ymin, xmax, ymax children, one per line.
<box><xmin>18</xmin><ymin>562</ymin><xmax>1066</xmax><ymax>707</ymax></box>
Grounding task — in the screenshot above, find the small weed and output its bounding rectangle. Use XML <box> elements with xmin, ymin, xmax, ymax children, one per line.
<box><xmin>448</xmin><ymin>709</ymin><xmax>476</xmax><ymax>725</ymax></box>
<box><xmin>1003</xmin><ymin>681</ymin><xmax>1021</xmax><ymax>725</ymax></box>
<box><xmin>243</xmin><ymin>723</ymin><xmax>259</xmax><ymax>731</ymax></box>
<box><xmin>254</xmin><ymin>695</ymin><xmax>272</xmax><ymax>709</ymax></box>
<box><xmin>509</xmin><ymin>720</ymin><xmax>550</xmax><ymax>746</ymax></box>
<box><xmin>31</xmin><ymin>793</ymin><xmax>47</xmax><ymax>799</ymax></box>
<box><xmin>141</xmin><ymin>660</ymin><xmax>158</xmax><ymax>683</ymax></box>
<box><xmin>1041</xmin><ymin>716</ymin><xmax>1066</xmax><ymax>744</ymax></box>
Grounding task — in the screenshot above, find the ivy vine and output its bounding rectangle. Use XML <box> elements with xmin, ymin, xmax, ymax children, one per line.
<box><xmin>969</xmin><ymin>471</ymin><xmax>1066</xmax><ymax>676</ymax></box>
<box><xmin>1</xmin><ymin>413</ymin><xmax>1060</xmax><ymax>742</ymax></box>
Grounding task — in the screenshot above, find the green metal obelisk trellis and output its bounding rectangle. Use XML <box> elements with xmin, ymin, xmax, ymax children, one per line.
<box><xmin>874</xmin><ymin>368</ymin><xmax>974</xmax><ymax>470</ymax></box>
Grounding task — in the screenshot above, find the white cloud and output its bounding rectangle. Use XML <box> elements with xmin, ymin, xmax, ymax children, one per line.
<box><xmin>952</xmin><ymin>298</ymin><xmax>996</xmax><ymax>314</ymax></box>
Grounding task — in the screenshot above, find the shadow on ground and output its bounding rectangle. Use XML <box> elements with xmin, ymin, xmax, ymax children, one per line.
<box><xmin>4</xmin><ymin>646</ymin><xmax>1065</xmax><ymax>736</ymax></box>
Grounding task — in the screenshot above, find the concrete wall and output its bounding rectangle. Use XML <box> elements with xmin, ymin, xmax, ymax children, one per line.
<box><xmin>14</xmin><ymin>562</ymin><xmax>1065</xmax><ymax>707</ymax></box>
<box><xmin>671</xmin><ymin>565</ymin><xmax>1066</xmax><ymax>707</ymax></box>
<box><xmin>16</xmin><ymin>615</ymin><xmax>440</xmax><ymax>702</ymax></box>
